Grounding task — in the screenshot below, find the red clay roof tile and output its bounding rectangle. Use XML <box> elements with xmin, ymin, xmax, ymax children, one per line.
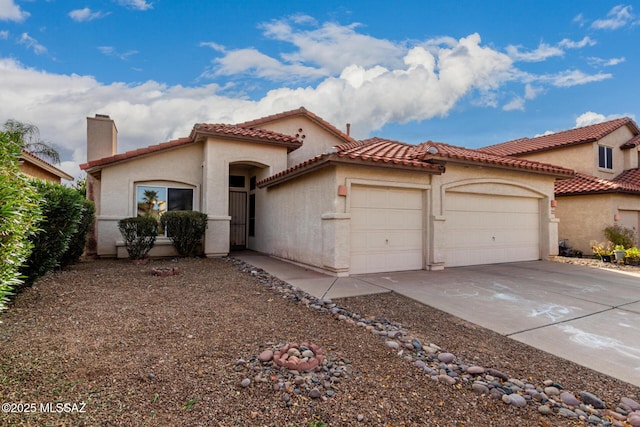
<box><xmin>81</xmin><ymin>124</ymin><xmax>301</xmax><ymax>171</ymax></box>
<box><xmin>258</xmin><ymin>137</ymin><xmax>574</xmax><ymax>187</ymax></box>
<box><xmin>236</xmin><ymin>107</ymin><xmax>355</xmax><ymax>144</ymax></box>
<box><xmin>555</xmin><ymin>170</ymin><xmax>640</xmax><ymax>196</ymax></box>
<box><xmin>481</xmin><ymin>117</ymin><xmax>639</xmax><ymax>157</ymax></box>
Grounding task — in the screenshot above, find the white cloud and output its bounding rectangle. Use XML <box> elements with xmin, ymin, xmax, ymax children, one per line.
<box><xmin>542</xmin><ymin>69</ymin><xmax>612</xmax><ymax>87</ymax></box>
<box><xmin>506</xmin><ymin>42</ymin><xmax>564</xmax><ymax>62</ymax></box>
<box><xmin>524</xmin><ymin>83</ymin><xmax>543</xmax><ymax>100</ymax></box>
<box><xmin>558</xmin><ymin>36</ymin><xmax>596</xmax><ymax>49</ymax></box>
<box><xmin>18</xmin><ymin>32</ymin><xmax>46</xmax><ymax>55</ymax></box>
<box><xmin>98</xmin><ymin>46</ymin><xmax>138</xmax><ymax>60</ymax></box>
<box><xmin>591</xmin><ymin>5</ymin><xmax>634</xmax><ymax>30</ymax></box>
<box><xmin>200</xmin><ymin>41</ymin><xmax>225</xmax><ymax>53</ymax></box>
<box><xmin>116</xmin><ymin>0</ymin><xmax>153</xmax><ymax>11</ymax></box>
<box><xmin>588</xmin><ymin>56</ymin><xmax>626</xmax><ymax>67</ymax></box>
<box><xmin>69</xmin><ymin>8</ymin><xmax>109</xmax><ymax>22</ymax></box>
<box><xmin>573</xmin><ymin>13</ymin><xmax>586</xmax><ymax>27</ymax></box>
<box><xmin>0</xmin><ymin>0</ymin><xmax>29</xmax><ymax>22</ymax></box>
<box><xmin>206</xmin><ymin>48</ymin><xmax>326</xmax><ymax>82</ymax></box>
<box><xmin>0</xmin><ymin>30</ymin><xmax>8</xmax><ymax>39</ymax></box>
<box><xmin>575</xmin><ymin>111</ymin><xmax>634</xmax><ymax>127</ymax></box>
<box><xmin>503</xmin><ymin>97</ymin><xmax>524</xmax><ymax>111</ymax></box>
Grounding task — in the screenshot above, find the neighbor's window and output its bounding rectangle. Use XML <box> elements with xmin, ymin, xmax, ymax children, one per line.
<box><xmin>598</xmin><ymin>145</ymin><xmax>613</xmax><ymax>170</ymax></box>
<box><xmin>136</xmin><ymin>185</ymin><xmax>194</xmax><ymax>235</ymax></box>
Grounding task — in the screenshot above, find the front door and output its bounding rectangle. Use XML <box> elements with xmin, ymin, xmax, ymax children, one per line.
<box><xmin>229</xmin><ymin>191</ymin><xmax>247</xmax><ymax>249</ymax></box>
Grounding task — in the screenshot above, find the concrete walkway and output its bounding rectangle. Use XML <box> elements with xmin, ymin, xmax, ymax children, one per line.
<box><xmin>234</xmin><ymin>252</ymin><xmax>640</xmax><ymax>387</ymax></box>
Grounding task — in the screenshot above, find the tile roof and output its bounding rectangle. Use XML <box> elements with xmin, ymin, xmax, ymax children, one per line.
<box><xmin>258</xmin><ymin>138</ymin><xmax>445</xmax><ymax>188</ymax></box>
<box><xmin>236</xmin><ymin>106</ymin><xmax>356</xmax><ymax>144</ymax></box>
<box><xmin>555</xmin><ymin>169</ymin><xmax>640</xmax><ymax>196</ymax></box>
<box><xmin>416</xmin><ymin>141</ymin><xmax>575</xmax><ymax>177</ymax></box>
<box><xmin>480</xmin><ymin>117</ymin><xmax>639</xmax><ymax>157</ymax></box>
<box><xmin>258</xmin><ymin>137</ymin><xmax>574</xmax><ymax>188</ymax></box>
<box><xmin>81</xmin><ymin>124</ymin><xmax>301</xmax><ymax>171</ymax></box>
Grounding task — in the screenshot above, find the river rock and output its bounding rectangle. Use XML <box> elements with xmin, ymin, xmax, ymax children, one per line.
<box><xmin>579</xmin><ymin>391</ymin><xmax>606</xmax><ymax>409</ymax></box>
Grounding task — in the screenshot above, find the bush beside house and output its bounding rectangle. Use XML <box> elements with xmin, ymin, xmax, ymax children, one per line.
<box><xmin>0</xmin><ymin>134</ymin><xmax>42</xmax><ymax>310</ymax></box>
<box><xmin>117</xmin><ymin>216</ymin><xmax>158</xmax><ymax>260</ymax></box>
<box><xmin>161</xmin><ymin>211</ymin><xmax>208</xmax><ymax>257</ymax></box>
<box><xmin>20</xmin><ymin>181</ymin><xmax>95</xmax><ymax>285</ymax></box>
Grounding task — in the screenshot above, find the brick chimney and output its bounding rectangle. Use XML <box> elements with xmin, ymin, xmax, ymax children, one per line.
<box><xmin>87</xmin><ymin>114</ymin><xmax>117</xmax><ymax>162</ymax></box>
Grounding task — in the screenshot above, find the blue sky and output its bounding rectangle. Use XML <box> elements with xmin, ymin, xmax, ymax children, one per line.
<box><xmin>0</xmin><ymin>0</ymin><xmax>638</xmax><ymax>179</ymax></box>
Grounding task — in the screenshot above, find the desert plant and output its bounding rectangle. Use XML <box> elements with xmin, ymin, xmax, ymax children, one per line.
<box><xmin>625</xmin><ymin>247</ymin><xmax>640</xmax><ymax>261</ymax></box>
<box><xmin>590</xmin><ymin>240</ymin><xmax>613</xmax><ymax>259</ymax></box>
<box><xmin>118</xmin><ymin>216</ymin><xmax>158</xmax><ymax>260</ymax></box>
<box><xmin>161</xmin><ymin>210</ymin><xmax>207</xmax><ymax>257</ymax></box>
<box><xmin>0</xmin><ymin>134</ymin><xmax>42</xmax><ymax>309</ymax></box>
<box><xmin>604</xmin><ymin>224</ymin><xmax>636</xmax><ymax>249</ymax></box>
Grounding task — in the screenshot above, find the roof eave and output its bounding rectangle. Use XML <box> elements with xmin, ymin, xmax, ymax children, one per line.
<box><xmin>424</xmin><ymin>156</ymin><xmax>574</xmax><ymax>179</ymax></box>
<box><xmin>258</xmin><ymin>155</ymin><xmax>444</xmax><ymax>189</ymax></box>
<box><xmin>193</xmin><ymin>129</ymin><xmax>302</xmax><ymax>152</ymax></box>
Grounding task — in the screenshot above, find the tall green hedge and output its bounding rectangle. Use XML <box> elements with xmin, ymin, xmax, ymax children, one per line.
<box><xmin>0</xmin><ymin>135</ymin><xmax>42</xmax><ymax>310</ymax></box>
<box><xmin>161</xmin><ymin>210</ymin><xmax>208</xmax><ymax>257</ymax></box>
<box><xmin>20</xmin><ymin>181</ymin><xmax>91</xmax><ymax>285</ymax></box>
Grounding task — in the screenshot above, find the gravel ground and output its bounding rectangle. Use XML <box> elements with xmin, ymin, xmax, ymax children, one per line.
<box><xmin>0</xmin><ymin>256</ymin><xmax>639</xmax><ymax>426</ymax></box>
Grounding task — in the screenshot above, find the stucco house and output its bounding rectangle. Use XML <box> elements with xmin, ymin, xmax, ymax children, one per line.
<box><xmin>481</xmin><ymin>118</ymin><xmax>640</xmax><ymax>255</ymax></box>
<box><xmin>80</xmin><ymin>108</ymin><xmax>573</xmax><ymax>275</ymax></box>
<box><xmin>19</xmin><ymin>148</ymin><xmax>73</xmax><ymax>183</ymax></box>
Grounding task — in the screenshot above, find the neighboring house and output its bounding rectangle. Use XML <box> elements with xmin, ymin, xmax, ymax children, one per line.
<box><xmin>19</xmin><ymin>148</ymin><xmax>73</xmax><ymax>183</ymax></box>
<box><xmin>481</xmin><ymin>118</ymin><xmax>640</xmax><ymax>255</ymax></box>
<box><xmin>80</xmin><ymin>108</ymin><xmax>573</xmax><ymax>275</ymax></box>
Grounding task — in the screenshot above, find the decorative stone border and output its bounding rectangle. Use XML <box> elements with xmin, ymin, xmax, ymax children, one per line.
<box><xmin>226</xmin><ymin>257</ymin><xmax>640</xmax><ymax>426</ymax></box>
<box><xmin>151</xmin><ymin>266</ymin><xmax>180</xmax><ymax>277</ymax></box>
<box><xmin>273</xmin><ymin>342</ymin><xmax>324</xmax><ymax>372</ymax></box>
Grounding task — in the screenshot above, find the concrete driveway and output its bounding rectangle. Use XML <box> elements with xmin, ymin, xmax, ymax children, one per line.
<box><xmin>236</xmin><ymin>253</ymin><xmax>640</xmax><ymax>387</ymax></box>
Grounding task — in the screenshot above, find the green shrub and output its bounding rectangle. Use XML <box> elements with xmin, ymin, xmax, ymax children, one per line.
<box><xmin>118</xmin><ymin>216</ymin><xmax>158</xmax><ymax>260</ymax></box>
<box><xmin>604</xmin><ymin>224</ymin><xmax>636</xmax><ymax>249</ymax></box>
<box><xmin>21</xmin><ymin>181</ymin><xmax>85</xmax><ymax>284</ymax></box>
<box><xmin>161</xmin><ymin>211</ymin><xmax>208</xmax><ymax>257</ymax></box>
<box><xmin>60</xmin><ymin>196</ymin><xmax>95</xmax><ymax>268</ymax></box>
<box><xmin>0</xmin><ymin>135</ymin><xmax>42</xmax><ymax>309</ymax></box>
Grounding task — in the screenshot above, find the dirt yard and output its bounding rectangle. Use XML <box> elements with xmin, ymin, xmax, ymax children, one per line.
<box><xmin>1</xmin><ymin>257</ymin><xmax>638</xmax><ymax>426</ymax></box>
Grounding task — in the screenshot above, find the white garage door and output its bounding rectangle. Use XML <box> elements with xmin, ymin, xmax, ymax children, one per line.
<box><xmin>444</xmin><ymin>193</ymin><xmax>540</xmax><ymax>267</ymax></box>
<box><xmin>350</xmin><ymin>186</ymin><xmax>424</xmax><ymax>274</ymax></box>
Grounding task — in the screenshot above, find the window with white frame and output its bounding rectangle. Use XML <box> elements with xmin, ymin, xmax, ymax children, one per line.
<box><xmin>136</xmin><ymin>184</ymin><xmax>194</xmax><ymax>235</ymax></box>
<box><xmin>598</xmin><ymin>145</ymin><xmax>613</xmax><ymax>170</ymax></box>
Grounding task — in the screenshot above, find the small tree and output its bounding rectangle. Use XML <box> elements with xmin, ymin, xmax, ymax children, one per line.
<box><xmin>118</xmin><ymin>216</ymin><xmax>158</xmax><ymax>260</ymax></box>
<box><xmin>2</xmin><ymin>119</ymin><xmax>61</xmax><ymax>164</ymax></box>
<box><xmin>604</xmin><ymin>224</ymin><xmax>636</xmax><ymax>249</ymax></box>
<box><xmin>161</xmin><ymin>211</ymin><xmax>208</xmax><ymax>257</ymax></box>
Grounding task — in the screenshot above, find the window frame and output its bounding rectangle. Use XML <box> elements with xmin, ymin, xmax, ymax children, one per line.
<box><xmin>598</xmin><ymin>145</ymin><xmax>613</xmax><ymax>170</ymax></box>
<box><xmin>135</xmin><ymin>183</ymin><xmax>196</xmax><ymax>237</ymax></box>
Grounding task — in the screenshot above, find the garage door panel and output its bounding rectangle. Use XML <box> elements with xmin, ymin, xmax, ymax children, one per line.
<box><xmin>445</xmin><ymin>193</ymin><xmax>540</xmax><ymax>267</ymax></box>
<box><xmin>350</xmin><ymin>186</ymin><xmax>424</xmax><ymax>274</ymax></box>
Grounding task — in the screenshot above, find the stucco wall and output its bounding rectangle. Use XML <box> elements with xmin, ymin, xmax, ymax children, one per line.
<box><xmin>96</xmin><ymin>143</ymin><xmax>204</xmax><ymax>256</ymax></box>
<box><xmin>519</xmin><ymin>126</ymin><xmax>638</xmax><ymax>178</ymax></box>
<box><xmin>254</xmin><ymin>167</ymin><xmax>337</xmax><ymax>269</ymax></box>
<box><xmin>202</xmin><ymin>138</ymin><xmax>289</xmax><ymax>256</ymax></box>
<box><xmin>556</xmin><ymin>193</ymin><xmax>640</xmax><ymax>255</ymax></box>
<box><xmin>253</xmin><ymin>116</ymin><xmax>347</xmax><ymax>167</ymax></box>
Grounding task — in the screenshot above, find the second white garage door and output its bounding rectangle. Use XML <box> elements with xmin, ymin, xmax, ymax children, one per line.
<box><xmin>444</xmin><ymin>192</ymin><xmax>540</xmax><ymax>267</ymax></box>
<box><xmin>350</xmin><ymin>186</ymin><xmax>424</xmax><ymax>274</ymax></box>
